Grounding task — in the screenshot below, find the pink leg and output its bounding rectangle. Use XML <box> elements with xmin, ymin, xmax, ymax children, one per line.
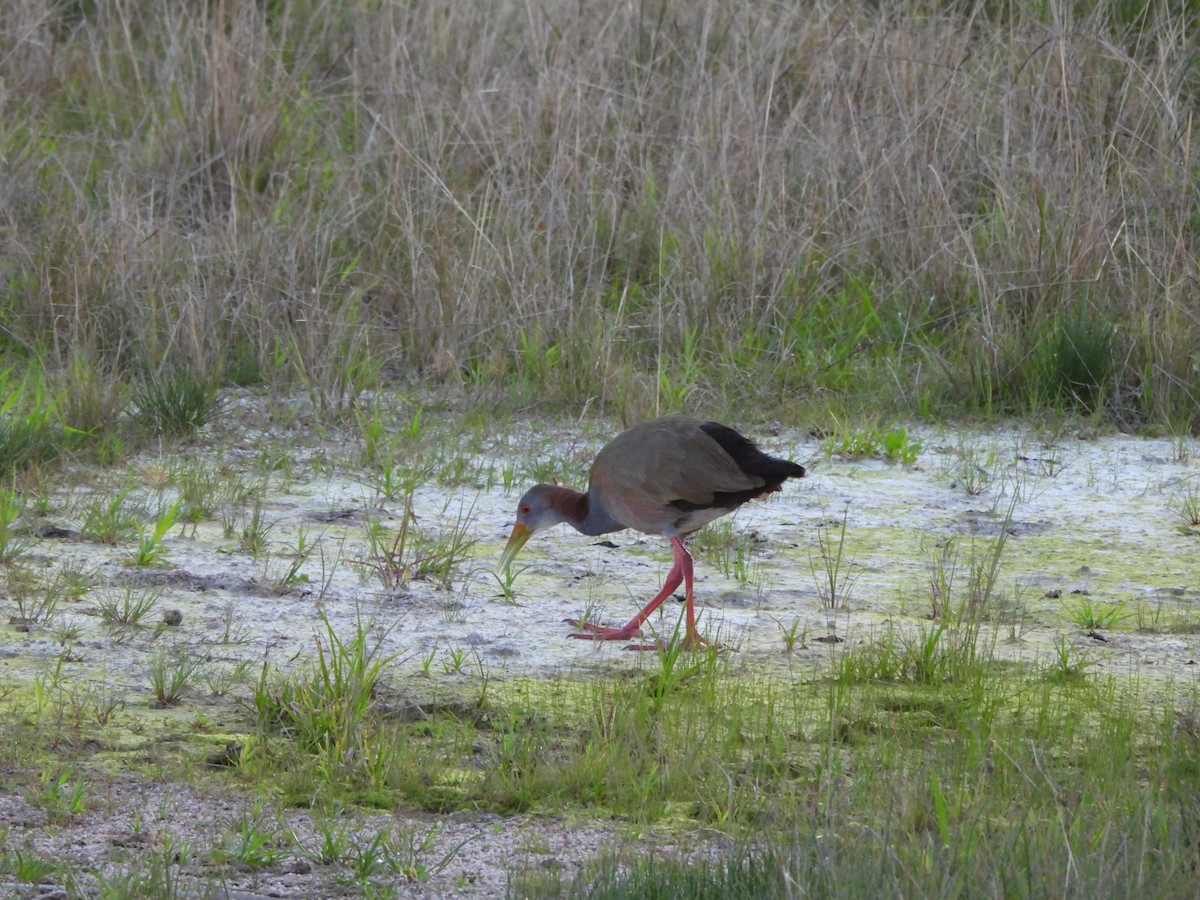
<box><xmin>676</xmin><ymin>542</ymin><xmax>708</xmax><ymax>649</ymax></box>
<box><xmin>569</xmin><ymin>537</ymin><xmax>708</xmax><ymax>648</ymax></box>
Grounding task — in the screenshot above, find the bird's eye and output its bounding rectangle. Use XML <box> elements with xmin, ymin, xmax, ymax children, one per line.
<box><xmin>520</xmin><ymin>504</ymin><xmax>531</xmax><ymax>514</ymax></box>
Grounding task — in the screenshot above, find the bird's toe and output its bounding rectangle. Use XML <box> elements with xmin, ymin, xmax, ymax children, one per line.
<box><xmin>567</xmin><ymin>620</ymin><xmax>642</xmax><ymax>641</ymax></box>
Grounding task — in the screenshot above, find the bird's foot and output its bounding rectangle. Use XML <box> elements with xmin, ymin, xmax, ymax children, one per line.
<box><xmin>566</xmin><ymin>620</ymin><xmax>642</xmax><ymax>642</ymax></box>
<box><xmin>670</xmin><ymin>628</ymin><xmax>718</xmax><ymax>651</ymax></box>
<box><xmin>567</xmin><ymin>620</ymin><xmax>717</xmax><ymax>652</ymax></box>
<box><xmin>652</xmin><ymin>628</ymin><xmax>715</xmax><ymax>652</ymax></box>
<box><xmin>622</xmin><ymin>631</ymin><xmax>717</xmax><ymax>652</ymax></box>
<box><xmin>683</xmin><ymin>630</ymin><xmax>713</xmax><ymax>650</ymax></box>
<box><xmin>623</xmin><ymin>640</ymin><xmax>666</xmax><ymax>652</ymax></box>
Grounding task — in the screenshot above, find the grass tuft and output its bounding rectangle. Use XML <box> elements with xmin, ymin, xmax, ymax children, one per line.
<box><xmin>1037</xmin><ymin>311</ymin><xmax>1118</xmax><ymax>413</ymax></box>
<box><xmin>0</xmin><ymin>372</ymin><xmax>72</xmax><ymax>474</ymax></box>
<box><xmin>250</xmin><ymin>608</ymin><xmax>402</xmax><ymax>796</ymax></box>
<box><xmin>92</xmin><ymin>587</ymin><xmax>161</xmax><ymax>631</ymax></box>
<box><xmin>133</xmin><ymin>368</ymin><xmax>224</xmax><ymax>438</ymax></box>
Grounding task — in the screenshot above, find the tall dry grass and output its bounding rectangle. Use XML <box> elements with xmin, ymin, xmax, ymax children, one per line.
<box><xmin>0</xmin><ymin>0</ymin><xmax>1196</xmax><ymax>423</ymax></box>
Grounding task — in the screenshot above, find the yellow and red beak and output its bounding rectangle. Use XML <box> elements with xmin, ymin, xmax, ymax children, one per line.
<box><xmin>499</xmin><ymin>522</ymin><xmax>532</xmax><ymax>570</ymax></box>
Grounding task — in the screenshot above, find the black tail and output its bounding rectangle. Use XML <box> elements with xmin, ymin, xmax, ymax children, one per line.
<box><xmin>672</xmin><ymin>421</ymin><xmax>805</xmax><ymax>512</ymax></box>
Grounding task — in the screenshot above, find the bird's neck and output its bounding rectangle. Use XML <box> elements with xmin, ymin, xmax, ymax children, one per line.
<box><xmin>547</xmin><ymin>485</ymin><xmax>621</xmax><ymax>536</ymax></box>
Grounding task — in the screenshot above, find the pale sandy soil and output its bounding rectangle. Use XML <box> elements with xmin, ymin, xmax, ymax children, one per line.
<box><xmin>0</xmin><ymin>777</ymin><xmax>691</xmax><ymax>897</ymax></box>
<box><xmin>1</xmin><ymin>399</ymin><xmax>1197</xmax><ymax>896</ymax></box>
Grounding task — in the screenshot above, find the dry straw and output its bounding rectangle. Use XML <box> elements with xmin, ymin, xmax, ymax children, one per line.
<box><xmin>1</xmin><ymin>1</ymin><xmax>1195</xmax><ymax>422</ymax></box>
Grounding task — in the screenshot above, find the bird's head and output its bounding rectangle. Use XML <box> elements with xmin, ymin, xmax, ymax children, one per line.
<box><xmin>499</xmin><ymin>485</ymin><xmax>564</xmax><ymax>570</ymax></box>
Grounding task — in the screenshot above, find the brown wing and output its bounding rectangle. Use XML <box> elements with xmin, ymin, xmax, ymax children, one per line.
<box><xmin>588</xmin><ymin>417</ymin><xmax>765</xmax><ymax>534</ymax></box>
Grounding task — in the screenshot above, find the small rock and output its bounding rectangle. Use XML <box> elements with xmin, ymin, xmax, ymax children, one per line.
<box><xmin>38</xmin><ymin>525</ymin><xmax>79</xmax><ymax>539</ymax></box>
<box><xmin>162</xmin><ymin>609</ymin><xmax>183</xmax><ymax>626</ymax></box>
<box><xmin>205</xmin><ymin>742</ymin><xmax>243</xmax><ymax>768</ymax></box>
<box><xmin>111</xmin><ymin>831</ymin><xmax>151</xmax><ymax>848</ymax></box>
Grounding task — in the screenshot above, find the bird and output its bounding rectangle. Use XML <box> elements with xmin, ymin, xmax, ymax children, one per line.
<box><xmin>499</xmin><ymin>416</ymin><xmax>805</xmax><ymax>648</ymax></box>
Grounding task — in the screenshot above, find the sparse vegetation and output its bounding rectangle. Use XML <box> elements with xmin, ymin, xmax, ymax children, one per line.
<box><xmin>1066</xmin><ymin>596</ymin><xmax>1129</xmax><ymax>630</ymax></box>
<box><xmin>236</xmin><ymin>499</ymin><xmax>273</xmax><ymax>558</ymax></box>
<box><xmin>881</xmin><ymin>425</ymin><xmax>922</xmax><ymax>464</ymax></box>
<box><xmin>127</xmin><ymin>498</ymin><xmax>182</xmax><ymax>566</ymax></box>
<box><xmin>173</xmin><ymin>459</ymin><xmax>250</xmax><ymax>528</ymax></box>
<box><xmin>946</xmin><ymin>441</ymin><xmax>999</xmax><ymax>496</ymax></box>
<box><xmin>5</xmin><ymin>562</ymin><xmax>82</xmax><ymax>628</ymax></box>
<box><xmin>30</xmin><ymin>768</ymin><xmax>89</xmax><ymax>825</ymax></box>
<box><xmin>1045</xmin><ymin>636</ymin><xmax>1092</xmax><ymax>683</ymax></box>
<box><xmin>133</xmin><ymin>368</ymin><xmax>224</xmax><ymax>439</ymax></box>
<box><xmin>79</xmin><ymin>488</ymin><xmax>144</xmax><ymax>545</ymax></box>
<box><xmin>93</xmin><ymin>837</ymin><xmax>189</xmax><ymax>899</ymax></box>
<box><xmin>250</xmin><ymin>609</ymin><xmax>402</xmax><ymax>790</ymax></box>
<box><xmin>263</xmin><ymin>525</ymin><xmax>319</xmax><ymax>594</ymax></box>
<box><xmin>0</xmin><ymin>483</ymin><xmax>29</xmax><ymax>563</ymax></box>
<box><xmin>811</xmin><ymin>506</ymin><xmax>856</xmax><ymax>610</ymax></box>
<box><xmin>356</xmin><ymin>493</ymin><xmax>476</xmax><ymax>591</ymax></box>
<box><xmin>147</xmin><ymin>646</ymin><xmax>206</xmax><ymax>707</ymax></box>
<box><xmin>1</xmin><ymin>844</ymin><xmax>69</xmax><ymax>890</ymax></box>
<box><xmin>0</xmin><ymin>373</ymin><xmax>75</xmax><ymax>475</ymax></box>
<box><xmin>92</xmin><ymin>586</ymin><xmax>161</xmax><ymax>631</ymax></box>
<box><xmin>1171</xmin><ymin>478</ymin><xmax>1200</xmax><ymax>532</ymax></box>
<box><xmin>776</xmin><ymin>617</ymin><xmax>806</xmax><ymax>653</ymax></box>
<box><xmin>210</xmin><ymin>807</ymin><xmax>289</xmax><ymax>869</ymax></box>
<box><xmin>824</xmin><ymin>424</ymin><xmax>883</xmax><ymax>461</ymax></box>
<box><xmin>693</xmin><ymin>519</ymin><xmax>762</xmax><ymax>586</ymax></box>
